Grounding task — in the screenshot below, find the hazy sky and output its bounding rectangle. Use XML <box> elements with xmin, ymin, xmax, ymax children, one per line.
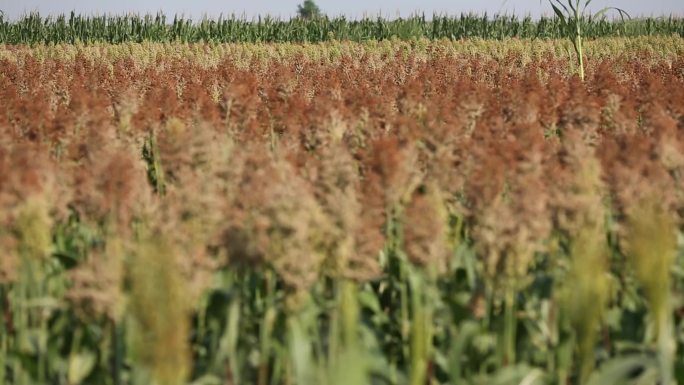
<box><xmin>2</xmin><ymin>0</ymin><xmax>683</xmax><ymax>20</ymax></box>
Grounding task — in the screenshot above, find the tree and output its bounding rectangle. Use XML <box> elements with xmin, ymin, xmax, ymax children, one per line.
<box><xmin>297</xmin><ymin>0</ymin><xmax>321</xmax><ymax>20</ymax></box>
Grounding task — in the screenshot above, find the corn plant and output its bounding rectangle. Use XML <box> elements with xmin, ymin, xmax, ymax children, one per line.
<box><xmin>544</xmin><ymin>0</ymin><xmax>629</xmax><ymax>80</ymax></box>
<box><xmin>1</xmin><ymin>12</ymin><xmax>681</xmax><ymax>44</ymax></box>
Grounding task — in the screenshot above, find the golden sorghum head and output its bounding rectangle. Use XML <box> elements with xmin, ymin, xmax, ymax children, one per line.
<box><xmin>67</xmin><ymin>236</ymin><xmax>126</xmax><ymax>321</ymax></box>
<box><xmin>128</xmin><ymin>231</ymin><xmax>191</xmax><ymax>385</ymax></box>
<box><xmin>623</xmin><ymin>194</ymin><xmax>677</xmax><ymax>339</ymax></box>
<box><xmin>402</xmin><ymin>184</ymin><xmax>450</xmax><ymax>274</ymax></box>
<box><xmin>220</xmin><ymin>150</ymin><xmax>333</xmax><ymax>298</ymax></box>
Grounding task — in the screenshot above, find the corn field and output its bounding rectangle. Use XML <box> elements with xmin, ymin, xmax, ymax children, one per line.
<box><xmin>1</xmin><ymin>34</ymin><xmax>684</xmax><ymax>385</ymax></box>
<box><xmin>0</xmin><ymin>12</ymin><xmax>683</xmax><ymax>44</ymax></box>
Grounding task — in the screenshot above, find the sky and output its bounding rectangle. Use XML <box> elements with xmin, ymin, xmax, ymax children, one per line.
<box><xmin>2</xmin><ymin>0</ymin><xmax>684</xmax><ymax>20</ymax></box>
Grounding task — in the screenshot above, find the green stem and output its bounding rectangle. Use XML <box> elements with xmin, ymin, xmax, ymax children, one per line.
<box><xmin>503</xmin><ymin>286</ymin><xmax>517</xmax><ymax>366</ymax></box>
<box><xmin>340</xmin><ymin>280</ymin><xmax>359</xmax><ymax>350</ymax></box>
<box><xmin>328</xmin><ymin>292</ymin><xmax>339</xmax><ymax>367</ymax></box>
<box><xmin>0</xmin><ymin>287</ymin><xmax>6</xmax><ymax>385</ymax></box>
<box><xmin>409</xmin><ymin>273</ymin><xmax>431</xmax><ymax>385</ymax></box>
<box><xmin>575</xmin><ymin>5</ymin><xmax>585</xmax><ymax>81</ymax></box>
<box><xmin>112</xmin><ymin>321</ymin><xmax>123</xmax><ymax>385</ymax></box>
<box><xmin>38</xmin><ymin>314</ymin><xmax>47</xmax><ymax>383</ymax></box>
<box><xmin>258</xmin><ymin>272</ymin><xmax>276</xmax><ymax>385</ymax></box>
<box><xmin>576</xmin><ymin>33</ymin><xmax>584</xmax><ymax>81</ymax></box>
<box><xmin>226</xmin><ymin>299</ymin><xmax>242</xmax><ymax>384</ymax></box>
<box><xmin>657</xmin><ymin>305</ymin><xmax>675</xmax><ymax>385</ymax></box>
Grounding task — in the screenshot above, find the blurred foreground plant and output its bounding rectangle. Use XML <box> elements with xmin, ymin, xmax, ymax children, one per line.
<box><xmin>624</xmin><ymin>196</ymin><xmax>677</xmax><ymax>385</ymax></box>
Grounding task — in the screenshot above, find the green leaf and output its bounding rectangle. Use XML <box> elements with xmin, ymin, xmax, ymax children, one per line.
<box><xmin>68</xmin><ymin>351</ymin><xmax>97</xmax><ymax>385</ymax></box>
<box><xmin>594</xmin><ymin>7</ymin><xmax>631</xmax><ymax>21</ymax></box>
<box><xmin>550</xmin><ymin>3</ymin><xmax>568</xmax><ymax>26</ymax></box>
<box><xmin>449</xmin><ymin>321</ymin><xmax>480</xmax><ymax>383</ymax></box>
<box><xmin>190</xmin><ymin>375</ymin><xmax>223</xmax><ymax>385</ymax></box>
<box><xmin>586</xmin><ymin>355</ymin><xmax>659</xmax><ymax>385</ymax></box>
<box><xmin>358</xmin><ymin>289</ymin><xmax>382</xmax><ymax>315</ymax></box>
<box><xmin>490</xmin><ymin>365</ymin><xmax>548</xmax><ymax>385</ymax></box>
<box><xmin>553</xmin><ymin>0</ymin><xmax>571</xmax><ymax>16</ymax></box>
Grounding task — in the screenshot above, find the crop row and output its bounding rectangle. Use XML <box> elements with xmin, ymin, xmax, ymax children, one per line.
<box><xmin>1</xmin><ymin>42</ymin><xmax>684</xmax><ymax>384</ymax></box>
<box><xmin>1</xmin><ymin>12</ymin><xmax>684</xmax><ymax>44</ymax></box>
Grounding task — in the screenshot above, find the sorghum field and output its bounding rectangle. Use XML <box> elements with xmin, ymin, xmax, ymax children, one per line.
<box><xmin>2</xmin><ymin>14</ymin><xmax>684</xmax><ymax>385</ymax></box>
